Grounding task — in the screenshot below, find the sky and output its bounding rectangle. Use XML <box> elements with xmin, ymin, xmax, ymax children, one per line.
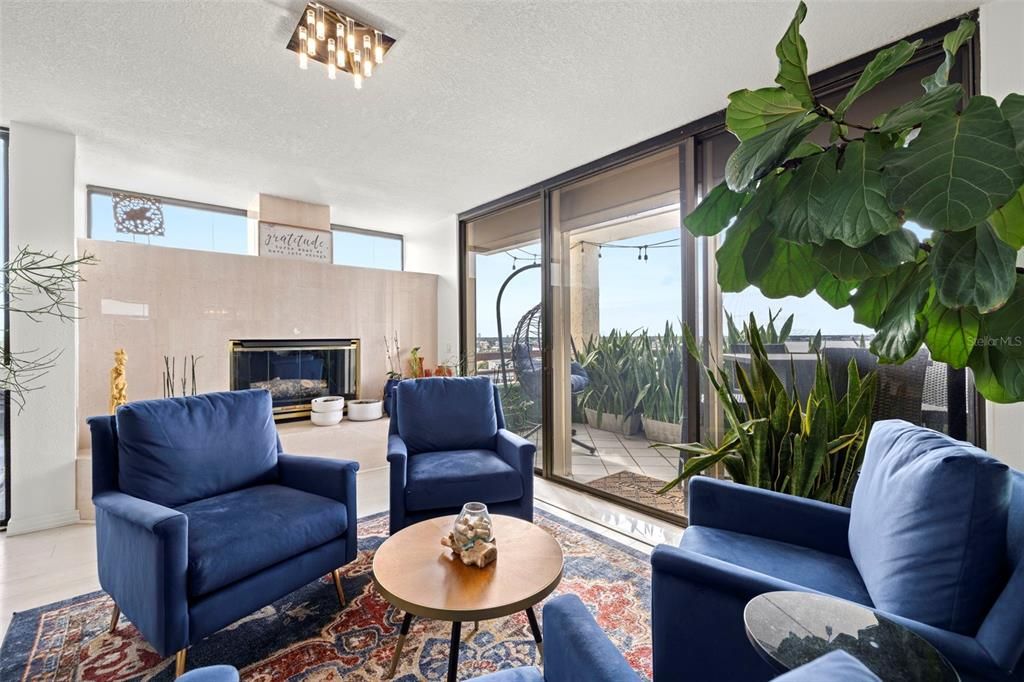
<box><xmin>474</xmin><ymin>224</ymin><xmax>874</xmax><ymax>340</ymax></box>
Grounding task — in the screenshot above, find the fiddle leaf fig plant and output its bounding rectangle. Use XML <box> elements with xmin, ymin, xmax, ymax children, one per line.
<box><xmin>685</xmin><ymin>3</ymin><xmax>1024</xmax><ymax>403</ymax></box>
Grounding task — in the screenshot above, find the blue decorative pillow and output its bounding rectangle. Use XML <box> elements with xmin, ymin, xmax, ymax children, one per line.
<box><xmin>849</xmin><ymin>420</ymin><xmax>1010</xmax><ymax>634</ymax></box>
<box><xmin>396</xmin><ymin>376</ymin><xmax>498</xmax><ymax>454</ymax></box>
<box><xmin>117</xmin><ymin>389</ymin><xmax>279</xmax><ymax>507</ymax></box>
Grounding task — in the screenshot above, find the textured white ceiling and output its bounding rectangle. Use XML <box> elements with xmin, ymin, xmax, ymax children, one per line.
<box><xmin>0</xmin><ymin>0</ymin><xmax>979</xmax><ymax>233</ymax></box>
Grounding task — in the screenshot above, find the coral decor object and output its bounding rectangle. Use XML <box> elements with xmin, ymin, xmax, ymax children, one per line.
<box><xmin>442</xmin><ymin>502</ymin><xmax>498</xmax><ymax>568</ymax></box>
<box><xmin>109</xmin><ymin>348</ymin><xmax>128</xmax><ymax>414</ymax></box>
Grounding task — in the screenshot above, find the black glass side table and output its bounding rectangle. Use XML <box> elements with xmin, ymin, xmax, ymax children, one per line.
<box><xmin>744</xmin><ymin>591</ymin><xmax>959</xmax><ymax>681</ymax></box>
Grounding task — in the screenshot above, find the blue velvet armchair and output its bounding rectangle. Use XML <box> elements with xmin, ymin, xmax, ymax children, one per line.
<box><xmin>88</xmin><ymin>389</ymin><xmax>359</xmax><ymax>677</ymax></box>
<box><xmin>387</xmin><ymin>376</ymin><xmax>535</xmax><ymax>534</ymax></box>
<box><xmin>653</xmin><ymin>420</ymin><xmax>1024</xmax><ymax>682</ymax></box>
<box><xmin>470</xmin><ymin>594</ymin><xmax>640</xmax><ymax>682</ymax></box>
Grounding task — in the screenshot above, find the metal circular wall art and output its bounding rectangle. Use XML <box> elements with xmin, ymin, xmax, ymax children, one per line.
<box><xmin>113</xmin><ymin>192</ymin><xmax>165</xmax><ymax>236</ymax></box>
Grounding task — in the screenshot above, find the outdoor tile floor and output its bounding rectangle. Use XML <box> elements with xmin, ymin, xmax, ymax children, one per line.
<box><xmin>568</xmin><ymin>423</ymin><xmax>680</xmax><ymax>483</ymax></box>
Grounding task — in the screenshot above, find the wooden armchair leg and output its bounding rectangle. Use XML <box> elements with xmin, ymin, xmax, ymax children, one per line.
<box><xmin>108</xmin><ymin>603</ymin><xmax>120</xmax><ymax>633</ymax></box>
<box><xmin>332</xmin><ymin>568</ymin><xmax>347</xmax><ymax>607</ymax></box>
<box><xmin>175</xmin><ymin>648</ymin><xmax>188</xmax><ymax>677</ymax></box>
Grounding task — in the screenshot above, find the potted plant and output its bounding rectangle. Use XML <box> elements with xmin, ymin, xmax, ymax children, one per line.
<box><xmin>383</xmin><ymin>332</ymin><xmax>403</xmax><ymax>416</ymax></box>
<box><xmin>655</xmin><ymin>317</ymin><xmax>876</xmax><ymax>507</ymax></box>
<box><xmin>638</xmin><ymin>323</ymin><xmax>686</xmax><ymax>444</ymax></box>
<box><xmin>683</xmin><ymin>4</ymin><xmax>1024</xmax><ymax>402</ymax></box>
<box><xmin>579</xmin><ymin>329</ymin><xmax>645</xmax><ymax>436</ymax></box>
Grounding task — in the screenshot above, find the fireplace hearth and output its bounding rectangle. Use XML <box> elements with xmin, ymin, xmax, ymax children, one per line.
<box><xmin>230</xmin><ymin>339</ymin><xmax>359</xmax><ymax>420</ymax></box>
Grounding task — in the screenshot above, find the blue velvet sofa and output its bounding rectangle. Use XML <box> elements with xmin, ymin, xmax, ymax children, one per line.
<box><xmin>88</xmin><ymin>389</ymin><xmax>359</xmax><ymax>676</ymax></box>
<box><xmin>470</xmin><ymin>594</ymin><xmax>640</xmax><ymax>682</ymax></box>
<box><xmin>387</xmin><ymin>376</ymin><xmax>535</xmax><ymax>534</ymax></box>
<box><xmin>653</xmin><ymin>420</ymin><xmax>1024</xmax><ymax>681</ymax></box>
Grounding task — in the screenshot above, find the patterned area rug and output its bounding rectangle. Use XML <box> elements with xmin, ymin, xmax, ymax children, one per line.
<box><xmin>585</xmin><ymin>471</ymin><xmax>686</xmax><ymax>516</ymax></box>
<box><xmin>0</xmin><ymin>511</ymin><xmax>652</xmax><ymax>681</ymax></box>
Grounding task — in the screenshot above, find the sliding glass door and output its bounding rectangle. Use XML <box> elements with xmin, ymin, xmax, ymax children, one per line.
<box><xmin>1</xmin><ymin>129</ymin><xmax>8</xmax><ymax>526</ymax></box>
<box><xmin>548</xmin><ymin>148</ymin><xmax>691</xmax><ymax>517</ymax></box>
<box><xmin>462</xmin><ymin>197</ymin><xmax>545</xmax><ymax>469</ymax></box>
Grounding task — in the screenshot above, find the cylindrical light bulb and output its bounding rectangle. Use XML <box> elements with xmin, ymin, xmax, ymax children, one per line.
<box><xmin>363</xmin><ymin>52</ymin><xmax>372</xmax><ymax>78</ymax></box>
<box><xmin>363</xmin><ymin>34</ymin><xmax>371</xmax><ymax>51</ymax></box>
<box><xmin>315</xmin><ymin>5</ymin><xmax>325</xmax><ymax>40</ymax></box>
<box><xmin>305</xmin><ymin>9</ymin><xmax>316</xmax><ymax>54</ymax></box>
<box><xmin>298</xmin><ymin>26</ymin><xmax>309</xmax><ymax>69</ymax></box>
<box><xmin>327</xmin><ymin>38</ymin><xmax>336</xmax><ymax>79</ymax></box>
<box><xmin>374</xmin><ymin>30</ymin><xmax>383</xmax><ymax>64</ymax></box>
<box><xmin>346</xmin><ymin>18</ymin><xmax>355</xmax><ymax>52</ymax></box>
<box><xmin>354</xmin><ymin>72</ymin><xmax>363</xmax><ymax>89</ymax></box>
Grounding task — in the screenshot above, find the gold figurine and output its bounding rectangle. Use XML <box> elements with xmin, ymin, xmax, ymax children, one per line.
<box><xmin>110</xmin><ymin>348</ymin><xmax>127</xmax><ymax>414</ymax></box>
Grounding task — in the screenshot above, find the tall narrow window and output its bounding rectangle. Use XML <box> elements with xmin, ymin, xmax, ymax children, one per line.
<box><xmin>550</xmin><ymin>147</ymin><xmax>685</xmax><ymax>518</ymax></box>
<box><xmin>463</xmin><ymin>198</ymin><xmax>544</xmax><ymax>469</ymax></box>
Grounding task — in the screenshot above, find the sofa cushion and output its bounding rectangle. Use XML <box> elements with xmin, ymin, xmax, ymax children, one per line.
<box><xmin>406</xmin><ymin>449</ymin><xmax>523</xmax><ymax>512</ymax></box>
<box><xmin>681</xmin><ymin>526</ymin><xmax>873</xmax><ymax>606</ymax></box>
<box><xmin>776</xmin><ymin>651</ymin><xmax>880</xmax><ymax>682</ymax></box>
<box><xmin>117</xmin><ymin>390</ymin><xmax>279</xmax><ymax>507</ymax></box>
<box><xmin>178</xmin><ymin>484</ymin><xmax>348</xmax><ymax>598</ymax></box>
<box><xmin>849</xmin><ymin>420</ymin><xmax>1011</xmax><ymax>635</ymax></box>
<box><xmin>396</xmin><ymin>376</ymin><xmax>497</xmax><ymax>454</ymax></box>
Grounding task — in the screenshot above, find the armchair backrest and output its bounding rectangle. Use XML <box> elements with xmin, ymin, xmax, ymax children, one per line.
<box><xmin>391</xmin><ymin>376</ymin><xmax>505</xmax><ymax>454</ymax></box>
<box><xmin>94</xmin><ymin>389</ymin><xmax>280</xmax><ymax>507</ymax></box>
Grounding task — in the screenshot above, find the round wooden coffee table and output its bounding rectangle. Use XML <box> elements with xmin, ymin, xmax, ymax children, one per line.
<box><xmin>372</xmin><ymin>514</ymin><xmax>564</xmax><ymax>681</ymax></box>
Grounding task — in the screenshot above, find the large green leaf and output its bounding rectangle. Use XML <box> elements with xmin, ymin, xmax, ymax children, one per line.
<box><xmin>727</xmin><ymin>88</ymin><xmax>809</xmax><ymax>141</ymax></box>
<box><xmin>725</xmin><ymin>114</ymin><xmax>820</xmax><ymax>192</ymax></box>
<box><xmin>743</xmin><ymin>223</ymin><xmax>825</xmax><ymax>298</ymax></box>
<box><xmin>923</xmin><ymin>298</ymin><xmax>980</xmax><ymax>369</ymax></box>
<box><xmin>818</xmin><ymin>136</ymin><xmax>901</xmax><ymax>247</ymax></box>
<box><xmin>816</xmin><ymin>275</ymin><xmax>855</xmax><ymax>309</ymax></box>
<box><xmin>869</xmin><ymin>263</ymin><xmax>932</xmax><ymax>363</ymax></box>
<box><xmin>717</xmin><ymin>174</ymin><xmax>792</xmax><ymax>292</ymax></box>
<box><xmin>922</xmin><ymin>19</ymin><xmax>976</xmax><ymax>93</ymax></box>
<box><xmin>835</xmin><ymin>40</ymin><xmax>920</xmax><ymax>118</ymax></box>
<box><xmin>769</xmin><ymin>149</ymin><xmax>837</xmax><ymax>244</ymax></box>
<box><xmin>991</xmin><ymin>186</ymin><xmax>1024</xmax><ymax>249</ymax></box>
<box><xmin>884</xmin><ymin>96</ymin><xmax>1024</xmax><ymax>231</ymax></box>
<box><xmin>1003</xmin><ymin>93</ymin><xmax>1024</xmax><ymax>162</ymax></box>
<box><xmin>684</xmin><ymin>183</ymin><xmax>748</xmax><ymax>237</ymax></box>
<box><xmin>774</xmin><ymin>1</ymin><xmax>813</xmax><ymax>107</ymax></box>
<box><xmin>812</xmin><ymin>229</ymin><xmax>918</xmax><ymax>280</ymax></box>
<box><xmin>932</xmin><ymin>222</ymin><xmax>1017</xmax><ymax>312</ymax></box>
<box><xmin>980</xmin><ymin>276</ymin><xmax>1024</xmax><ymax>359</ymax></box>
<box><xmin>873</xmin><ymin>84</ymin><xmax>963</xmax><ymax>134</ymax></box>
<box><xmin>968</xmin><ymin>345</ymin><xmax>1023</xmax><ymax>403</ymax></box>
<box><xmin>849</xmin><ymin>262</ymin><xmax>915</xmax><ymax>328</ymax></box>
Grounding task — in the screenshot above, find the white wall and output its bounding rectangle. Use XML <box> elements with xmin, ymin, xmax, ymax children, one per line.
<box><xmin>981</xmin><ymin>0</ymin><xmax>1024</xmax><ymax>470</ymax></box>
<box><xmin>7</xmin><ymin>122</ymin><xmax>80</xmax><ymax>534</ymax></box>
<box><xmin>405</xmin><ymin>214</ymin><xmax>460</xmax><ymax>363</ymax></box>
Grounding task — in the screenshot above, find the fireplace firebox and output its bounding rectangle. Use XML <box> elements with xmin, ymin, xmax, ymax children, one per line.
<box><xmin>230</xmin><ymin>339</ymin><xmax>359</xmax><ymax>421</ymax></box>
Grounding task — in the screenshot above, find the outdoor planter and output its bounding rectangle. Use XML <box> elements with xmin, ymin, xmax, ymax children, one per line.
<box><xmin>641</xmin><ymin>416</ymin><xmax>681</xmax><ymax>444</ymax></box>
<box><xmin>585</xmin><ymin>408</ymin><xmax>641</xmax><ymax>436</ymax></box>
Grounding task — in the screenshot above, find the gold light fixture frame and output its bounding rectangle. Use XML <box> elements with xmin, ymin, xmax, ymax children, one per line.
<box><xmin>286</xmin><ymin>2</ymin><xmax>395</xmax><ymax>84</ymax></box>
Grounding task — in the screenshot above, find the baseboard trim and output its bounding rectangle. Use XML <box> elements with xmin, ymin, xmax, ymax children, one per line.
<box><xmin>5</xmin><ymin>509</ymin><xmax>81</xmax><ymax>535</ymax></box>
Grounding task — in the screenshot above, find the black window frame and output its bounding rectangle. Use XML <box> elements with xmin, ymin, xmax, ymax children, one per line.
<box><xmin>457</xmin><ymin>14</ymin><xmax>982</xmax><ymax>525</ymax></box>
<box><xmin>1</xmin><ymin>127</ymin><xmax>9</xmax><ymax>528</ymax></box>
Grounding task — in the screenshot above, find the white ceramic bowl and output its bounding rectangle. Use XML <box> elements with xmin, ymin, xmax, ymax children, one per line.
<box><xmin>311</xmin><ymin>409</ymin><xmax>343</xmax><ymax>426</ymax></box>
<box><xmin>347</xmin><ymin>399</ymin><xmax>383</xmax><ymax>421</ymax></box>
<box><xmin>311</xmin><ymin>396</ymin><xmax>345</xmax><ymax>413</ymax></box>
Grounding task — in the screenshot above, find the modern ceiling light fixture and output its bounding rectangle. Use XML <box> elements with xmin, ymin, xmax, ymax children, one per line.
<box><xmin>287</xmin><ymin>2</ymin><xmax>395</xmax><ymax>90</ymax></box>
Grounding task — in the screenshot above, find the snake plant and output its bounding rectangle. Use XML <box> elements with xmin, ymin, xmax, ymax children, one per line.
<box><xmin>655</xmin><ymin>315</ymin><xmax>877</xmax><ymax>506</ymax></box>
